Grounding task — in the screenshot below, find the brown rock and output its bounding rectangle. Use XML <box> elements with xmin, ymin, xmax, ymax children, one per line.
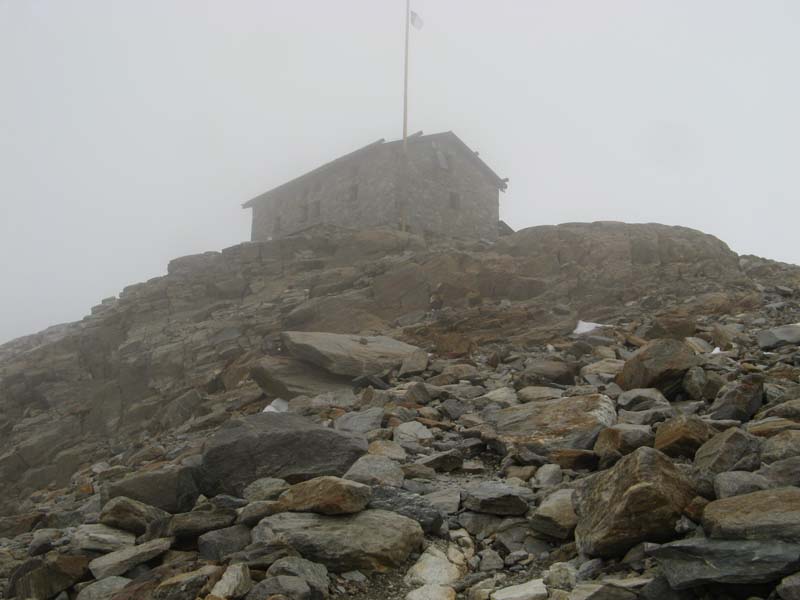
<box><xmin>703</xmin><ymin>487</ymin><xmax>800</xmax><ymax>543</ymax></box>
<box><xmin>574</xmin><ymin>447</ymin><xmax>696</xmax><ymax>557</ymax></box>
<box><xmin>277</xmin><ymin>476</ymin><xmax>372</xmax><ymax>515</ymax></box>
<box><xmin>8</xmin><ymin>553</ymin><xmax>89</xmax><ymax>600</ymax></box>
<box><xmin>616</xmin><ymin>339</ymin><xmax>697</xmax><ymax>398</ymax></box>
<box><xmin>654</xmin><ymin>415</ymin><xmax>716</xmax><ymax>459</ymax></box>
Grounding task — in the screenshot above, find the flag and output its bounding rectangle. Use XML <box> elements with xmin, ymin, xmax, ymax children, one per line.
<box><xmin>410</xmin><ymin>10</ymin><xmax>424</xmax><ymax>30</ymax></box>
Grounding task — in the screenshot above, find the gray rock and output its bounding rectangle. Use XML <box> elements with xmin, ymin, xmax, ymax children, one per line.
<box><xmin>105</xmin><ymin>465</ymin><xmax>199</xmax><ymax>514</ymax></box>
<box><xmin>758</xmin><ymin>457</ymin><xmax>800</xmax><ymax>486</ymax></box>
<box><xmin>88</xmin><ymin>537</ymin><xmax>173</xmax><ymax>579</ymax></box>
<box><xmin>344</xmin><ymin>454</ymin><xmax>404</xmax><ymax>487</ymax></box>
<box><xmin>462</xmin><ymin>482</ymin><xmax>531</xmax><ymax>516</ymax></box>
<box><xmin>281</xmin><ymin>331</ymin><xmax>421</xmax><ymax>377</ymax></box>
<box><xmin>756</xmin><ymin>324</ymin><xmax>800</xmax><ymax>350</ymax></box>
<box><xmin>72</xmin><ymin>524</ymin><xmax>136</xmax><ymax>553</ymax></box>
<box><xmin>243</xmin><ymin>477</ymin><xmax>290</xmax><ymax>502</ymax></box>
<box><xmin>712</xmin><ymin>471</ymin><xmax>772</xmax><ymax>498</ymax></box>
<box><xmin>534</xmin><ymin>464</ymin><xmax>563</xmax><ymax>487</ymax></box>
<box><xmin>250</xmin><ymin>355</ymin><xmax>352</xmax><ymax>399</ymax></box>
<box><xmin>267</xmin><ymin>557</ymin><xmax>329</xmax><ymax>600</ymax></box>
<box><xmin>198</xmin><ymin>524</ymin><xmax>252</xmax><ymax>561</ymax></box>
<box><xmin>415</xmin><ymin>449</ymin><xmax>463</xmax><ymax>473</ymax></box>
<box><xmin>648</xmin><ymin>537</ymin><xmax>800</xmax><ymax>589</ymax></box>
<box><xmin>368</xmin><ymin>485</ymin><xmax>444</xmax><ymax>533</ymax></box>
<box><xmin>199</xmin><ymin>413</ymin><xmax>367</xmax><ymax>495</ymax></box>
<box><xmin>693</xmin><ymin>427</ymin><xmax>762</xmax><ymax>474</ymax></box>
<box><xmin>168</xmin><ymin>507</ymin><xmax>236</xmax><ymax>538</ymax></box>
<box><xmin>777</xmin><ymin>571</ymin><xmax>800</xmax><ymax>600</ymax></box>
<box><xmin>529</xmin><ymin>488</ymin><xmax>577</xmax><ymax>540</ymax></box>
<box><xmin>210</xmin><ymin>564</ymin><xmax>253</xmax><ymax>599</ymax></box>
<box><xmin>334</xmin><ymin>407</ymin><xmax>384</xmax><ymax>434</ymax></box>
<box><xmin>763</xmin><ymin>430</ymin><xmax>800</xmax><ymax>463</ymax></box>
<box><xmin>394</xmin><ymin>421</ymin><xmax>434</xmax><ymax>445</ymax></box>
<box><xmin>617</xmin><ymin>406</ymin><xmax>675</xmax><ymax>426</ymax></box>
<box><xmin>99</xmin><ymin>496</ymin><xmax>172</xmax><ymax>535</ymax></box>
<box><xmin>75</xmin><ymin>576</ymin><xmax>131</xmax><ymax>600</ymax></box>
<box><xmin>616</xmin><ymin>388</ymin><xmax>670</xmax><ymax>412</ymax></box>
<box><xmin>247</xmin><ymin>575</ymin><xmax>310</xmax><ymax>600</ymax></box>
<box><xmin>253</xmin><ymin>509</ymin><xmax>423</xmax><ymax>572</ymax></box>
<box><xmin>708</xmin><ymin>376</ymin><xmax>764</xmax><ymax>422</ymax></box>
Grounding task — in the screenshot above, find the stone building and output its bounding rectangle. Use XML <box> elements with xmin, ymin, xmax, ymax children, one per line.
<box><xmin>243</xmin><ymin>131</ymin><xmax>508</xmax><ymax>241</ymax></box>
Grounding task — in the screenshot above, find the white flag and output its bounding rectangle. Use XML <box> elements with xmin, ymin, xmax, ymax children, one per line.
<box><xmin>410</xmin><ymin>10</ymin><xmax>424</xmax><ymax>30</ymax></box>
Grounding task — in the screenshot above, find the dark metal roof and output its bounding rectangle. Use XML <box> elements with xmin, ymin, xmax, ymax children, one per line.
<box><xmin>242</xmin><ymin>131</ymin><xmax>507</xmax><ymax>209</ymax></box>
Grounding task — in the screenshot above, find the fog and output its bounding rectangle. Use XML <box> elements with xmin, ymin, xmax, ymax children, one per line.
<box><xmin>1</xmin><ymin>1</ymin><xmax>799</xmax><ymax>344</ymax></box>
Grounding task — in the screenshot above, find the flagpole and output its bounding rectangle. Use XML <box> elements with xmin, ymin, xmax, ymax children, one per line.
<box><xmin>403</xmin><ymin>0</ymin><xmax>410</xmax><ymax>151</ymax></box>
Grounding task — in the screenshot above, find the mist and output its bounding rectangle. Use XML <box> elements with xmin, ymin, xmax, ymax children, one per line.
<box><xmin>2</xmin><ymin>0</ymin><xmax>799</xmax><ymax>344</ymax></box>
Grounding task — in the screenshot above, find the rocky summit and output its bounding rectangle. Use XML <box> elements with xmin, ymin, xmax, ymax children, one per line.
<box><xmin>1</xmin><ymin>221</ymin><xmax>800</xmax><ymax>600</ymax></box>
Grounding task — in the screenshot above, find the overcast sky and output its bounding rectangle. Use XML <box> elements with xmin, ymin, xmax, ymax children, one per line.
<box><xmin>1</xmin><ymin>1</ymin><xmax>799</xmax><ymax>344</ymax></box>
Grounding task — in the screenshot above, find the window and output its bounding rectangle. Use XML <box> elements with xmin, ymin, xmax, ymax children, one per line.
<box><xmin>348</xmin><ymin>183</ymin><xmax>359</xmax><ymax>203</ymax></box>
<box><xmin>449</xmin><ymin>191</ymin><xmax>461</xmax><ymax>210</ymax></box>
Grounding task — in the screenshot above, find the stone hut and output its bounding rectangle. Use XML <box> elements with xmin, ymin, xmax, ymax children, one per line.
<box><xmin>243</xmin><ymin>131</ymin><xmax>508</xmax><ymax>241</ymax></box>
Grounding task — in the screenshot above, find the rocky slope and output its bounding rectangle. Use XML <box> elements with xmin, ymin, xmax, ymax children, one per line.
<box><xmin>1</xmin><ymin>221</ymin><xmax>799</xmax><ymax>600</ymax></box>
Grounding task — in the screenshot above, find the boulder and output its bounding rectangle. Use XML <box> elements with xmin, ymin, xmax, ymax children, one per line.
<box><xmin>648</xmin><ymin>537</ymin><xmax>800</xmax><ymax>589</ymax></box>
<box><xmin>344</xmin><ymin>455</ymin><xmax>404</xmax><ymax>488</ymax></box>
<box><xmin>88</xmin><ymin>537</ymin><xmax>173</xmax><ymax>579</ymax></box>
<box><xmin>243</xmin><ymin>477</ymin><xmax>290</xmax><ymax>502</ymax></box>
<box><xmin>756</xmin><ymin>323</ymin><xmax>800</xmax><ymax>350</ymax></box>
<box><xmin>406</xmin><ymin>585</ymin><xmax>456</xmax><ymax>600</ymax></box>
<box><xmin>250</xmin><ymin>355</ymin><xmax>352</xmax><ymax>399</ymax></box>
<box><xmin>616</xmin><ymin>388</ymin><xmax>670</xmax><ymax>412</ymax></box>
<box><xmin>75</xmin><ymin>576</ymin><xmax>132</xmax><ymax>600</ymax></box>
<box><xmin>528</xmin><ymin>488</ymin><xmax>578</xmax><ymax>540</ymax></box>
<box><xmin>490</xmin><ymin>578</ymin><xmax>548</xmax><ymax>600</ymax></box>
<box><xmin>168</xmin><ymin>508</ymin><xmax>236</xmax><ymax>538</ymax></box>
<box><xmin>415</xmin><ymin>449</ymin><xmax>463</xmax><ymax>473</ymax></box>
<box><xmin>394</xmin><ymin>421</ymin><xmax>434</xmax><ymax>445</ymax></box>
<box><xmin>7</xmin><ymin>554</ymin><xmax>89</xmax><ymax>600</ymax></box>
<box><xmin>712</xmin><ymin>471</ymin><xmax>772</xmax><ymax>499</ymax></box>
<box><xmin>153</xmin><ymin>565</ymin><xmax>221</xmax><ymax>600</ymax></box>
<box><xmin>708</xmin><ymin>376</ymin><xmax>764</xmax><ymax>422</ymax></box>
<box><xmin>703</xmin><ymin>487</ymin><xmax>800</xmax><ymax>542</ymax></box>
<box><xmin>253</xmin><ymin>509</ymin><xmax>423</xmax><ymax>572</ymax></box>
<box><xmin>247</xmin><ymin>575</ymin><xmax>310</xmax><ymax>600</ymax></box>
<box><xmin>334</xmin><ymin>407</ymin><xmax>384</xmax><ymax>434</ymax></box>
<box><xmin>368</xmin><ymin>486</ymin><xmax>444</xmax><ymax>534</ymax></box>
<box><xmin>99</xmin><ymin>496</ymin><xmax>172</xmax><ymax>535</ymax></box>
<box><xmin>574</xmin><ymin>447</ymin><xmax>695</xmax><ymax>557</ymax></box>
<box><xmin>520</xmin><ymin>359</ymin><xmax>577</xmax><ymax>385</ymax></box>
<box><xmin>485</xmin><ymin>394</ymin><xmax>616</xmax><ymax>452</ymax></box>
<box><xmin>777</xmin><ymin>571</ymin><xmax>800</xmax><ymax>600</ymax></box>
<box><xmin>198</xmin><ymin>524</ymin><xmax>252</xmax><ymax>561</ymax></box>
<box><xmin>693</xmin><ymin>427</ymin><xmax>762</xmax><ymax>474</ymax></box>
<box><xmin>654</xmin><ymin>415</ymin><xmax>715</xmax><ymax>459</ymax></box>
<box><xmin>580</xmin><ymin>359</ymin><xmax>626</xmax><ymax>385</ymax></box>
<box><xmin>267</xmin><ymin>557</ymin><xmax>329</xmax><ymax>600</ymax></box>
<box><xmin>616</xmin><ymin>339</ymin><xmax>697</xmax><ymax>398</ymax></box>
<box><xmin>593</xmin><ymin>424</ymin><xmax>654</xmax><ymax>460</ymax></box>
<box><xmin>281</xmin><ymin>331</ymin><xmax>421</xmax><ymax>377</ymax></box>
<box><xmin>462</xmin><ymin>482</ymin><xmax>531</xmax><ymax>516</ymax></box>
<box><xmin>277</xmin><ymin>476</ymin><xmax>372</xmax><ymax>515</ymax></box>
<box><xmin>210</xmin><ymin>564</ymin><xmax>253</xmax><ymax>599</ymax></box>
<box><xmin>72</xmin><ymin>524</ymin><xmax>136</xmax><ymax>553</ymax></box>
<box><xmin>105</xmin><ymin>465</ymin><xmax>199</xmax><ymax>514</ymax></box>
<box><xmin>763</xmin><ymin>430</ymin><xmax>800</xmax><ymax>463</ymax></box>
<box><xmin>199</xmin><ymin>413</ymin><xmax>367</xmax><ymax>495</ymax></box>
<box><xmin>404</xmin><ymin>546</ymin><xmax>463</xmax><ymax>587</ymax></box>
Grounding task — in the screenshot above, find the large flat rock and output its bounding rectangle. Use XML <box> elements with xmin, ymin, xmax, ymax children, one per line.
<box><xmin>485</xmin><ymin>394</ymin><xmax>616</xmax><ymax>452</ymax></box>
<box><xmin>281</xmin><ymin>331</ymin><xmax>421</xmax><ymax>377</ymax></box>
<box><xmin>199</xmin><ymin>413</ymin><xmax>367</xmax><ymax>496</ymax></box>
<box><xmin>250</xmin><ymin>355</ymin><xmax>352</xmax><ymax>399</ymax></box>
<box><xmin>702</xmin><ymin>487</ymin><xmax>800</xmax><ymax>542</ymax></box>
<box><xmin>649</xmin><ymin>537</ymin><xmax>800</xmax><ymax>589</ymax></box>
<box><xmin>254</xmin><ymin>509</ymin><xmax>423</xmax><ymax>573</ymax></box>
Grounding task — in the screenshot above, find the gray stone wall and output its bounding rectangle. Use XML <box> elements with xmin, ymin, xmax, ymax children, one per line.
<box><xmin>249</xmin><ymin>135</ymin><xmax>500</xmax><ymax>242</ymax></box>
